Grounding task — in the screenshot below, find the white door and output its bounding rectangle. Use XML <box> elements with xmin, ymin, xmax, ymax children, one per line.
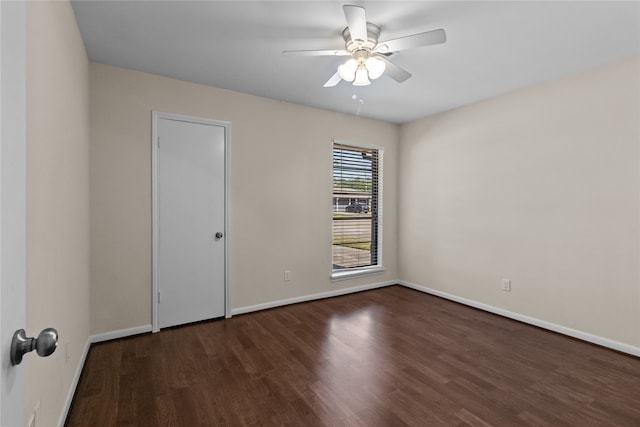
<box><xmin>1</xmin><ymin>2</ymin><xmax>27</xmax><ymax>426</ymax></box>
<box><xmin>155</xmin><ymin>116</ymin><xmax>227</xmax><ymax>329</ymax></box>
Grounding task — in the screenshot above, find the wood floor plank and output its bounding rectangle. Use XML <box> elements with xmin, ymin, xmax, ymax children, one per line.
<box><xmin>65</xmin><ymin>286</ymin><xmax>640</xmax><ymax>426</ymax></box>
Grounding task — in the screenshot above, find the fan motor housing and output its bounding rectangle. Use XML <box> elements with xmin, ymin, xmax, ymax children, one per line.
<box><xmin>342</xmin><ymin>22</ymin><xmax>381</xmax><ymax>52</ymax></box>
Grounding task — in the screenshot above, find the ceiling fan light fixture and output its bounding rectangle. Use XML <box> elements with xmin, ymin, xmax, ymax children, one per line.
<box><xmin>338</xmin><ymin>58</ymin><xmax>357</xmax><ymax>81</ymax></box>
<box><xmin>365</xmin><ymin>56</ymin><xmax>385</xmax><ymax>80</ymax></box>
<box><xmin>283</xmin><ymin>5</ymin><xmax>447</xmax><ymax>88</ymax></box>
<box><xmin>353</xmin><ymin>67</ymin><xmax>371</xmax><ymax>86</ymax></box>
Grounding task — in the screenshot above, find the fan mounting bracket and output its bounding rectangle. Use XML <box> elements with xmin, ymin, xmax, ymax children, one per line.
<box><xmin>342</xmin><ymin>22</ymin><xmax>381</xmax><ymax>53</ymax></box>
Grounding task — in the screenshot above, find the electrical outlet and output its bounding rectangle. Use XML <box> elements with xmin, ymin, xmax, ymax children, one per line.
<box><xmin>501</xmin><ymin>279</ymin><xmax>511</xmax><ymax>292</ymax></box>
<box><xmin>284</xmin><ymin>270</ymin><xmax>291</xmax><ymax>282</ymax></box>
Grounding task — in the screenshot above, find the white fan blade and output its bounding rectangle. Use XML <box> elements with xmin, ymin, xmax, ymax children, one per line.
<box><xmin>343</xmin><ymin>5</ymin><xmax>367</xmax><ymax>43</ymax></box>
<box><xmin>324</xmin><ymin>71</ymin><xmax>342</xmax><ymax>87</ymax></box>
<box><xmin>375</xmin><ymin>29</ymin><xmax>446</xmax><ymax>53</ymax></box>
<box><xmin>376</xmin><ymin>55</ymin><xmax>411</xmax><ymax>82</ymax></box>
<box><xmin>282</xmin><ymin>49</ymin><xmax>350</xmax><ymax>57</ymax></box>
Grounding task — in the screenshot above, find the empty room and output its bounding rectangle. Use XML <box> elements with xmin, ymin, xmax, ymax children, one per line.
<box><xmin>0</xmin><ymin>1</ymin><xmax>639</xmax><ymax>426</ymax></box>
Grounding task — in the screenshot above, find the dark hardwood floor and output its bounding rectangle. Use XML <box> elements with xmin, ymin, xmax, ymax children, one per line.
<box><xmin>65</xmin><ymin>286</ymin><xmax>640</xmax><ymax>426</ymax></box>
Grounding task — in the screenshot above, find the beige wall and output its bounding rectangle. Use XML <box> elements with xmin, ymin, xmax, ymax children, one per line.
<box><xmin>399</xmin><ymin>56</ymin><xmax>640</xmax><ymax>348</ymax></box>
<box><xmin>26</xmin><ymin>1</ymin><xmax>90</xmax><ymax>425</ymax></box>
<box><xmin>89</xmin><ymin>63</ymin><xmax>399</xmax><ymax>334</ymax></box>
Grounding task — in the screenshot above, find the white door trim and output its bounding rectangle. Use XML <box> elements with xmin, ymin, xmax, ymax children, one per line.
<box><xmin>151</xmin><ymin>111</ymin><xmax>232</xmax><ymax>332</ymax></box>
<box><xmin>0</xmin><ymin>1</ymin><xmax>27</xmax><ymax>425</ymax></box>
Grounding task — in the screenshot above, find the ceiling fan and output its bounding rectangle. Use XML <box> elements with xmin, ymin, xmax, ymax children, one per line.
<box><xmin>283</xmin><ymin>5</ymin><xmax>446</xmax><ymax>87</ymax></box>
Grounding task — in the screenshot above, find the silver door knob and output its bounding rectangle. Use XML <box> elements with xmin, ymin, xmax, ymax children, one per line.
<box><xmin>10</xmin><ymin>328</ymin><xmax>58</xmax><ymax>366</ymax></box>
<box><xmin>215</xmin><ymin>232</ymin><xmax>223</xmax><ymax>239</ymax></box>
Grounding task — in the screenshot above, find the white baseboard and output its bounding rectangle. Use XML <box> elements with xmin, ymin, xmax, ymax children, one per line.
<box><xmin>57</xmin><ymin>337</ymin><xmax>91</xmax><ymax>427</ymax></box>
<box><xmin>90</xmin><ymin>324</ymin><xmax>153</xmax><ymax>343</ymax></box>
<box><xmin>399</xmin><ymin>280</ymin><xmax>640</xmax><ymax>357</ymax></box>
<box><xmin>232</xmin><ymin>280</ymin><xmax>396</xmax><ymax>316</ymax></box>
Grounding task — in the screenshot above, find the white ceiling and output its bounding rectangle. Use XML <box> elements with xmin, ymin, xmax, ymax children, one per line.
<box><xmin>71</xmin><ymin>1</ymin><xmax>640</xmax><ymax>124</ymax></box>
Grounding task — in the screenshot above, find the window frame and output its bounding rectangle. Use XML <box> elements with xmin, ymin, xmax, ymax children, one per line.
<box><xmin>331</xmin><ymin>139</ymin><xmax>384</xmax><ymax>281</ymax></box>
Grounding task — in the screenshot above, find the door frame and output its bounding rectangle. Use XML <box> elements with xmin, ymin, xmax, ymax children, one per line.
<box><xmin>151</xmin><ymin>111</ymin><xmax>232</xmax><ymax>332</ymax></box>
<box><xmin>1</xmin><ymin>1</ymin><xmax>27</xmax><ymax>425</ymax></box>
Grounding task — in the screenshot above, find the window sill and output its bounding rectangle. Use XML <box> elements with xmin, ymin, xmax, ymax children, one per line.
<box><xmin>331</xmin><ymin>266</ymin><xmax>385</xmax><ymax>282</ymax></box>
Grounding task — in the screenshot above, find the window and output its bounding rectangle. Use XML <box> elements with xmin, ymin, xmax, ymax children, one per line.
<box><xmin>332</xmin><ymin>141</ymin><xmax>383</xmax><ymax>279</ymax></box>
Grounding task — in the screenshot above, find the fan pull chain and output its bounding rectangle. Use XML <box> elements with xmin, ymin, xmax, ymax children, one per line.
<box><xmin>355</xmin><ymin>98</ymin><xmax>364</xmax><ymax>116</ymax></box>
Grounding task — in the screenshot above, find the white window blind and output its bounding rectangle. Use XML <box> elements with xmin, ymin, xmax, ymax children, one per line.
<box><xmin>332</xmin><ymin>142</ymin><xmax>380</xmax><ymax>272</ymax></box>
